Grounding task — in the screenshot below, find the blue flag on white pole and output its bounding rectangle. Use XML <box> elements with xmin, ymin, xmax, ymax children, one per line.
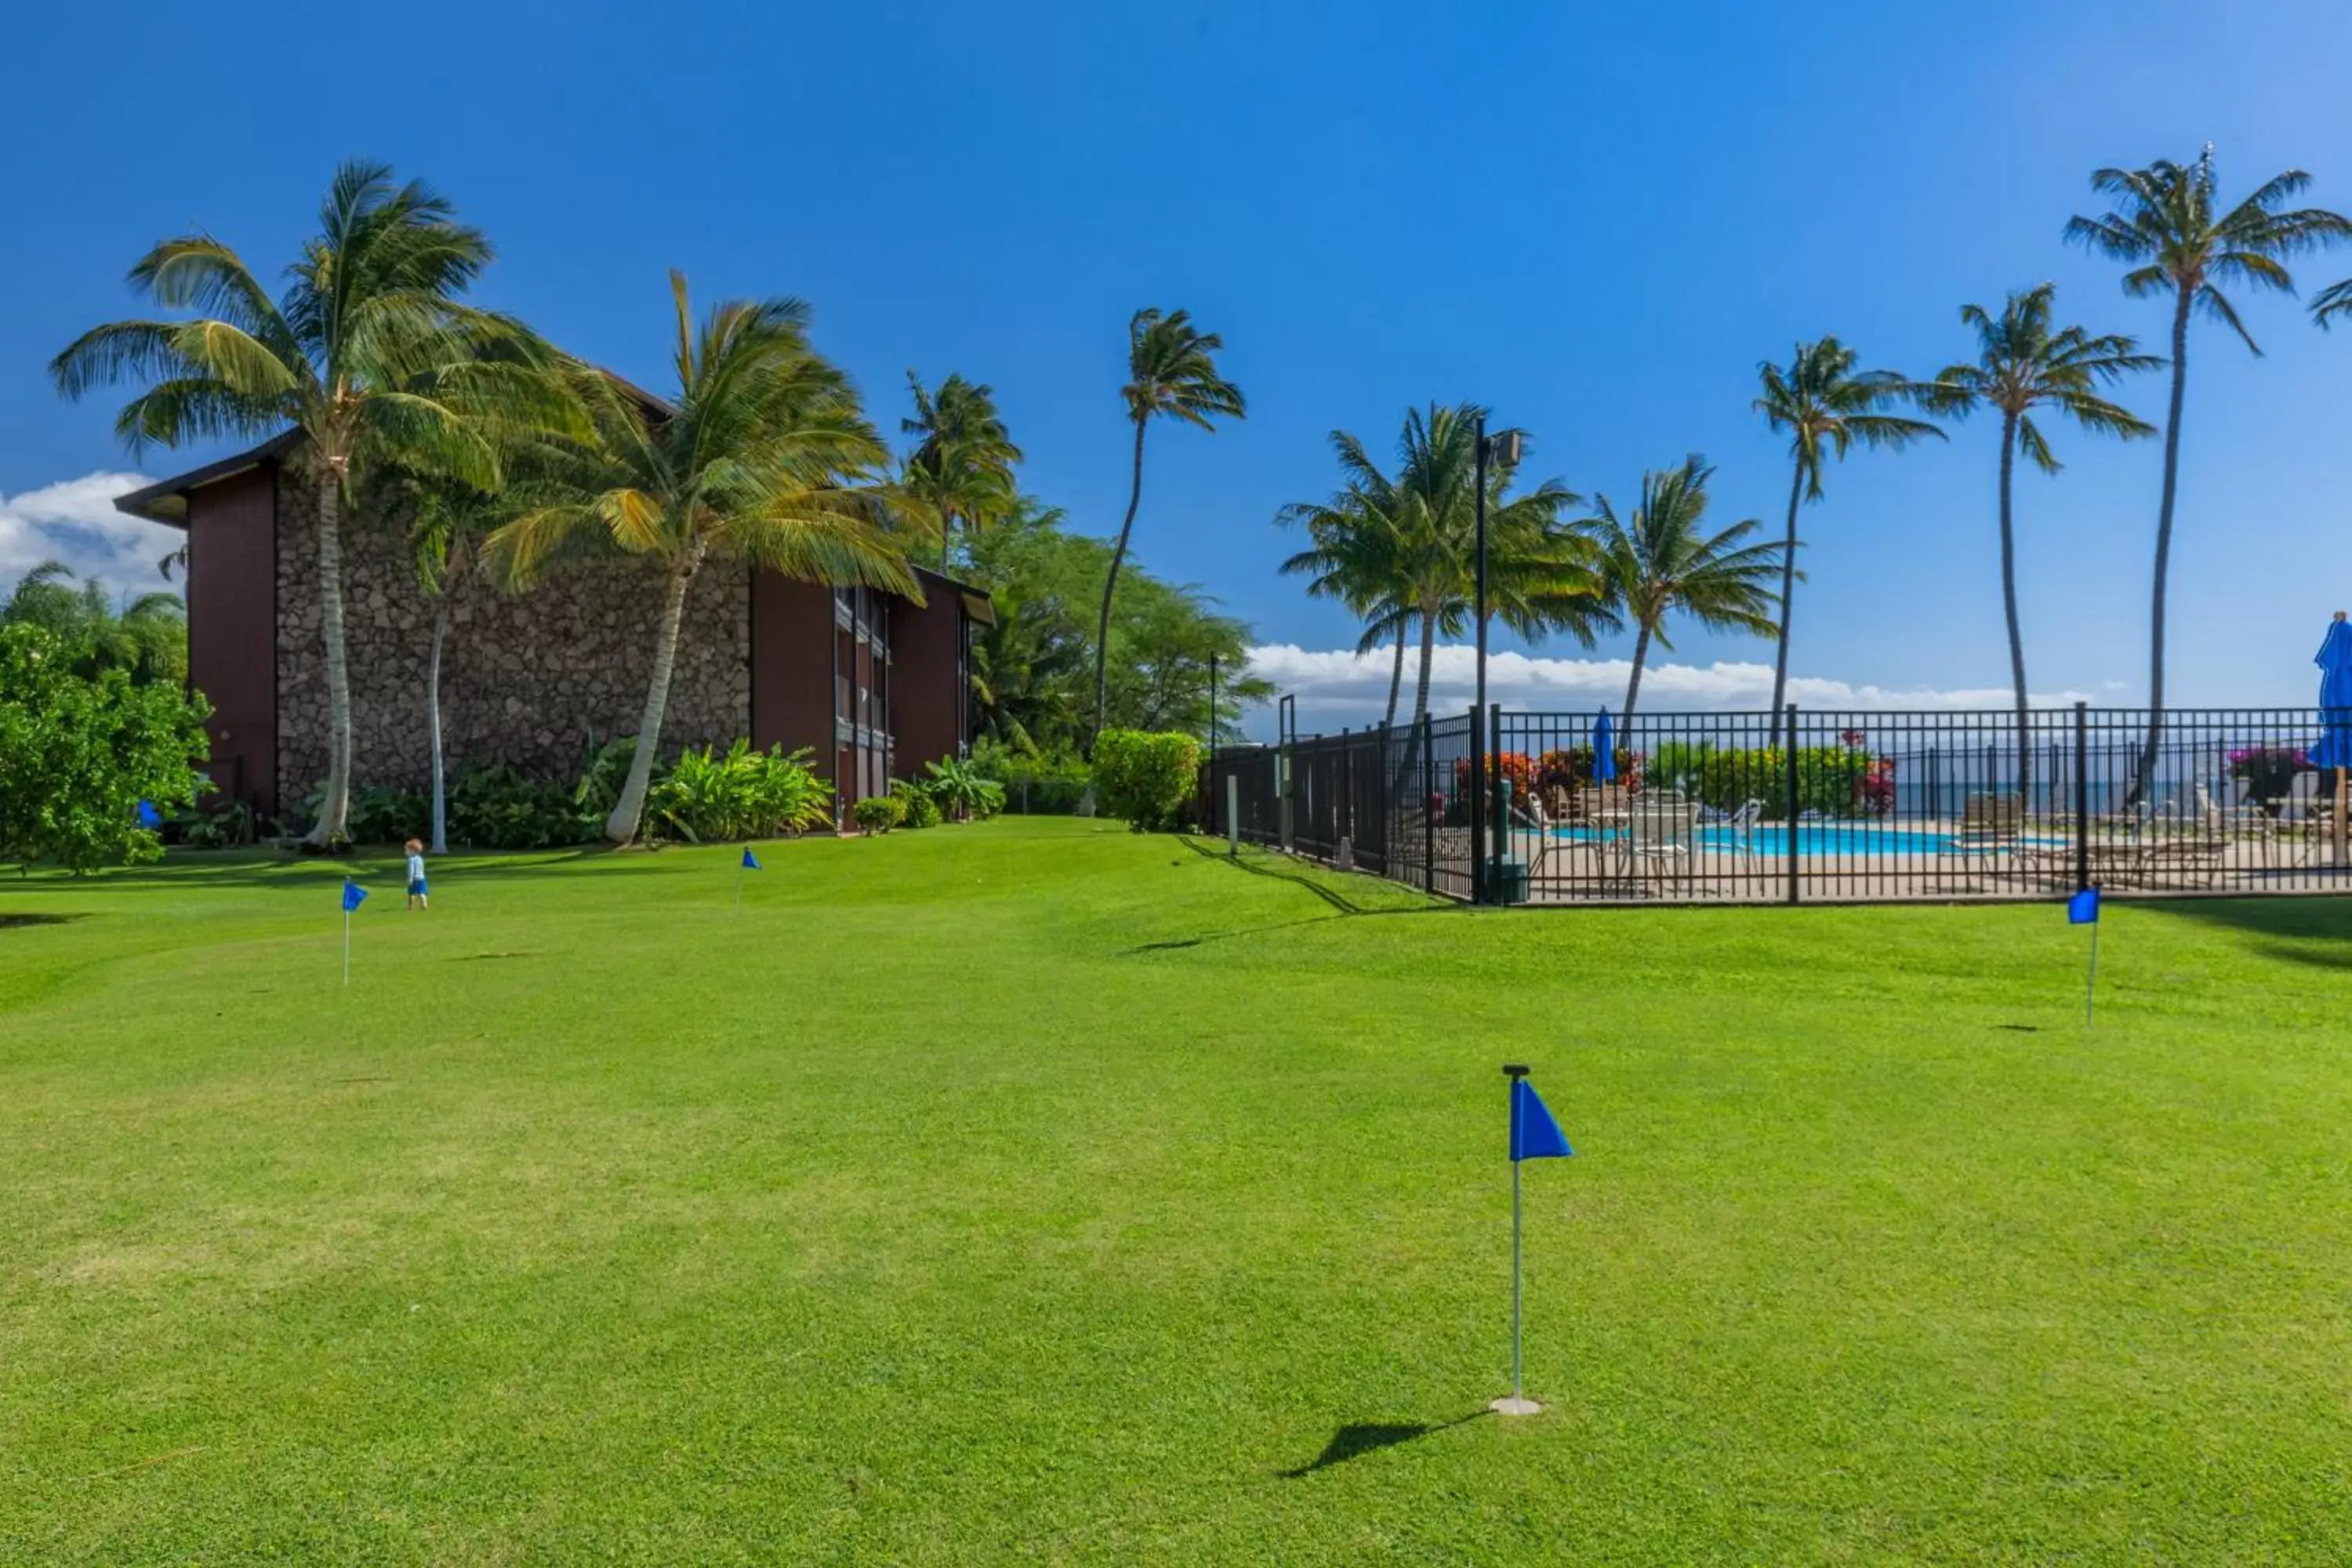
<box><xmin>741</xmin><ymin>848</ymin><xmax>762</xmax><ymax>870</ymax></box>
<box><xmin>2067</xmin><ymin>887</ymin><xmax>2100</xmax><ymax>924</ymax></box>
<box><xmin>1509</xmin><ymin>1076</ymin><xmax>1574</xmax><ymax>1161</ymax></box>
<box><xmin>342</xmin><ymin>880</ymin><xmax>368</xmax><ymax>913</ymax></box>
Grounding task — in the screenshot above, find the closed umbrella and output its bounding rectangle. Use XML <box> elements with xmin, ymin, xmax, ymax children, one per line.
<box><xmin>2313</xmin><ymin>612</ymin><xmax>2352</xmax><ymax>866</ymax></box>
<box><xmin>1591</xmin><ymin>708</ymin><xmax>1617</xmax><ymax>784</ymax></box>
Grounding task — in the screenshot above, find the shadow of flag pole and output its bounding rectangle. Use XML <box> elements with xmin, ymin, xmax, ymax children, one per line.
<box><xmin>1495</xmin><ymin>1064</ymin><xmax>1573</xmax><ymax>1417</ymax></box>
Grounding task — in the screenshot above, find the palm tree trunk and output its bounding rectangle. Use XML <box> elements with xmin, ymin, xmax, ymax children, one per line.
<box><xmin>1767</xmin><ymin>459</ymin><xmax>1805</xmax><ymax>747</ymax></box>
<box><xmin>1380</xmin><ymin>616</ymin><xmax>1407</xmax><ymax>734</ymax></box>
<box><xmin>1392</xmin><ymin>602</ymin><xmax>1441</xmax><ymax>797</ymax></box>
<box><xmin>2132</xmin><ymin>286</ymin><xmax>2194</xmax><ymax>810</ymax></box>
<box><xmin>1624</xmin><ymin>619</ymin><xmax>1653</xmax><ymax>723</ymax></box>
<box><xmin>941</xmin><ymin>507</ymin><xmax>955</xmax><ymax>574</ymax></box>
<box><xmin>1090</xmin><ymin>418</ymin><xmax>1149</xmax><ymax>749</ymax></box>
<box><xmin>1998</xmin><ymin>412</ymin><xmax>2031</xmax><ymax>808</ymax></box>
<box><xmin>304</xmin><ymin>467</ymin><xmax>355</xmax><ymax>845</ymax></box>
<box><xmin>606</xmin><ymin>557</ymin><xmax>699</xmax><ymax>845</ymax></box>
<box><xmin>426</xmin><ymin>590</ymin><xmax>450</xmax><ymax>856</ymax></box>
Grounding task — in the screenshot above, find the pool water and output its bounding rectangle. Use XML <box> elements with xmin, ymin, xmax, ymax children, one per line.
<box><xmin>1547</xmin><ymin>821</ymin><xmax>2066</xmax><ymax>857</ymax></box>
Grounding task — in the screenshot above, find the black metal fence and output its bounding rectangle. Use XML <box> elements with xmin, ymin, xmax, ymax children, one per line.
<box><xmin>1203</xmin><ymin>703</ymin><xmax>2352</xmax><ymax>905</ymax></box>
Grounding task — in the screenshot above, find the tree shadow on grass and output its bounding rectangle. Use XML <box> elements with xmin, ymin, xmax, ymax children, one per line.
<box><xmin>2129</xmin><ymin>894</ymin><xmax>2352</xmax><ymax>971</ymax></box>
<box><xmin>1280</xmin><ymin>1411</ymin><xmax>1489</xmax><ymax>1478</ymax></box>
<box><xmin>0</xmin><ymin>913</ymin><xmax>86</xmax><ymax>930</ymax></box>
<box><xmin>1121</xmin><ymin>840</ymin><xmax>1457</xmax><ymax>955</ymax></box>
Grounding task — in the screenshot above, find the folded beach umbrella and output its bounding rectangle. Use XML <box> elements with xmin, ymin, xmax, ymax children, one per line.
<box><xmin>2312</xmin><ymin>613</ymin><xmax>2352</xmax><ymax>770</ymax></box>
<box><xmin>1591</xmin><ymin>708</ymin><xmax>1617</xmax><ymax>783</ymax></box>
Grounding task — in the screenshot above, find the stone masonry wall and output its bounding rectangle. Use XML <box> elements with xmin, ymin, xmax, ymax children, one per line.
<box><xmin>274</xmin><ymin>468</ymin><xmax>750</xmax><ymax>805</ymax></box>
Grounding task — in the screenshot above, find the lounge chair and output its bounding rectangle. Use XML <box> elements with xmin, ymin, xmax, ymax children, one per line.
<box><xmin>1722</xmin><ymin>797</ymin><xmax>1765</xmax><ymax>864</ymax></box>
<box><xmin>1942</xmin><ymin>793</ymin><xmax>2023</xmax><ymax>886</ymax></box>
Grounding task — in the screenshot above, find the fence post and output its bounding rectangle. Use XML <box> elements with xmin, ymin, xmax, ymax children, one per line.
<box><xmin>1784</xmin><ymin>704</ymin><xmax>1802</xmax><ymax>906</ymax></box>
<box><xmin>1422</xmin><ymin>716</ymin><xmax>1436</xmax><ymax>895</ymax></box>
<box><xmin>1489</xmin><ymin>704</ymin><xmax>1507</xmax><ymax>905</ymax></box>
<box><xmin>1467</xmin><ymin>702</ymin><xmax>1486</xmax><ymax>904</ymax></box>
<box><xmin>2074</xmin><ymin>700</ymin><xmax>2090</xmax><ymax>892</ymax></box>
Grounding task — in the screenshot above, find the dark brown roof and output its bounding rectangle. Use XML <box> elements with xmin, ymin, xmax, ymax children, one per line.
<box><xmin>111</xmin><ymin>431</ymin><xmax>303</xmax><ymax>526</ymax></box>
<box><xmin>913</xmin><ymin>563</ymin><xmax>996</xmax><ymax>626</ymax></box>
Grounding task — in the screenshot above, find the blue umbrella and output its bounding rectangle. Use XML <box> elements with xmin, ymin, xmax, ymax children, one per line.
<box><xmin>2313</xmin><ymin>614</ymin><xmax>2352</xmax><ymax>771</ymax></box>
<box><xmin>1591</xmin><ymin>708</ymin><xmax>1617</xmax><ymax>783</ymax></box>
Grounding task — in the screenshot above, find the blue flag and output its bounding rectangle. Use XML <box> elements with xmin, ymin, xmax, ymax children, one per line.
<box><xmin>1510</xmin><ymin>1077</ymin><xmax>1573</xmax><ymax>1161</ymax></box>
<box><xmin>2067</xmin><ymin>887</ymin><xmax>2100</xmax><ymax>925</ymax></box>
<box><xmin>741</xmin><ymin>848</ymin><xmax>762</xmax><ymax>870</ymax></box>
<box><xmin>342</xmin><ymin>880</ymin><xmax>368</xmax><ymax>913</ymax></box>
<box><xmin>135</xmin><ymin>800</ymin><xmax>162</xmax><ymax>830</ymax></box>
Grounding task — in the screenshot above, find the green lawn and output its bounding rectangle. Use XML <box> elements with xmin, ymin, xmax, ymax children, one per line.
<box><xmin>5</xmin><ymin>820</ymin><xmax>2350</xmax><ymax>1564</ymax></box>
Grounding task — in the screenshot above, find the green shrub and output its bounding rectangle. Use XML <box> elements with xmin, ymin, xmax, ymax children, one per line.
<box><xmin>851</xmin><ymin>793</ymin><xmax>905</xmax><ymax>834</ymax></box>
<box><xmin>893</xmin><ymin>779</ymin><xmax>943</xmax><ymax>829</ymax></box>
<box><xmin>650</xmin><ymin>740</ymin><xmax>833</xmax><ymax>842</ymax></box>
<box><xmin>971</xmin><ymin>739</ymin><xmax>1089</xmax><ymax>815</ymax></box>
<box><xmin>1650</xmin><ymin>742</ymin><xmax>1878</xmax><ymax>818</ymax></box>
<box><xmin>1091</xmin><ymin>729</ymin><xmax>1201</xmax><ymax>832</ymax></box>
<box><xmin>920</xmin><ymin>756</ymin><xmax>1004</xmax><ymax>821</ymax></box>
<box><xmin>0</xmin><ymin>622</ymin><xmax>211</xmax><ymax>873</ymax></box>
<box><xmin>448</xmin><ymin>761</ymin><xmax>595</xmax><ymax>850</ymax></box>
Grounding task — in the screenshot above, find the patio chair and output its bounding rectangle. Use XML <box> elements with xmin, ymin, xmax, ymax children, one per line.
<box><xmin>1625</xmin><ymin>797</ymin><xmax>1698</xmax><ymax>896</ymax></box>
<box><xmin>1941</xmin><ymin>793</ymin><xmax>2023</xmax><ymax>887</ymax></box>
<box><xmin>1722</xmin><ymin>798</ymin><xmax>1765</xmax><ymax>864</ymax></box>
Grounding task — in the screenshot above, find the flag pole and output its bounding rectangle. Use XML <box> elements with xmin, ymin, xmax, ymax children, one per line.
<box><xmin>1493</xmin><ymin>1063</ymin><xmax>1541</xmax><ymax>1416</ymax></box>
<box><xmin>2085</xmin><ymin>919</ymin><xmax>2099</xmax><ymax>1029</ymax></box>
<box><xmin>343</xmin><ymin>902</ymin><xmax>352</xmax><ymax>986</ymax></box>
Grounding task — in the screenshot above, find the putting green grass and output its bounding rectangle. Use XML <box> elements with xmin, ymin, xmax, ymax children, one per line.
<box><xmin>5</xmin><ymin>820</ymin><xmax>2351</xmax><ymax>1564</ymax></box>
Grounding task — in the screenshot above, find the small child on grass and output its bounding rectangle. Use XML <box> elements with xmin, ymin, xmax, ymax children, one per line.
<box><xmin>405</xmin><ymin>838</ymin><xmax>430</xmax><ymax>910</ymax></box>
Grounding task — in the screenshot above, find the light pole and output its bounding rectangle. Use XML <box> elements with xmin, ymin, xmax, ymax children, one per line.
<box><xmin>1471</xmin><ymin>414</ymin><xmax>1523</xmax><ymax>903</ymax></box>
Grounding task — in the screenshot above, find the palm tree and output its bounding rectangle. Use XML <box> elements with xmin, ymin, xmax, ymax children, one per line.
<box><xmin>1753</xmin><ymin>339</ymin><xmax>1942</xmax><ymax>740</ymax></box>
<box><xmin>1928</xmin><ymin>283</ymin><xmax>2158</xmax><ymax>798</ymax></box>
<box><xmin>487</xmin><ymin>272</ymin><xmax>913</xmax><ymax>845</ymax></box>
<box><xmin>1586</xmin><ymin>457</ymin><xmax>1780</xmax><ymax>721</ymax></box>
<box><xmin>2066</xmin><ymin>149</ymin><xmax>2352</xmax><ymax>800</ymax></box>
<box><xmin>1278</xmin><ymin>405</ymin><xmax>1609</xmax><ymax>782</ymax></box>
<box><xmin>0</xmin><ymin>562</ymin><xmax>187</xmax><ymax>684</ymax></box>
<box><xmin>1091</xmin><ymin>307</ymin><xmax>1245</xmax><ymax>748</ymax></box>
<box><xmin>900</xmin><ymin>372</ymin><xmax>1022</xmax><ymax>572</ymax></box>
<box><xmin>51</xmin><ymin>160</ymin><xmax>555</xmax><ymax>844</ymax></box>
<box><xmin>1276</xmin><ymin>447</ymin><xmax>1417</xmax><ymax>733</ymax></box>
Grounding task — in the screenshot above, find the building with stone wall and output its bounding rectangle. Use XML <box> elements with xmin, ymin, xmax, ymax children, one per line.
<box><xmin>116</xmin><ymin>435</ymin><xmax>989</xmax><ymax>827</ymax></box>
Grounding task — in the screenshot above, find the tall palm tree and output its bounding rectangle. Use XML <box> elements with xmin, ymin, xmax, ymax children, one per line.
<box><xmin>1276</xmin><ymin>446</ymin><xmax>1417</xmax><ymax>733</ymax></box>
<box><xmin>1753</xmin><ymin>339</ymin><xmax>1942</xmax><ymax>740</ymax></box>
<box><xmin>1928</xmin><ymin>283</ymin><xmax>2158</xmax><ymax>798</ymax></box>
<box><xmin>1586</xmin><ymin>456</ymin><xmax>1780</xmax><ymax>721</ymax></box>
<box><xmin>51</xmin><ymin>160</ymin><xmax>556</xmax><ymax>844</ymax></box>
<box><xmin>900</xmin><ymin>372</ymin><xmax>1022</xmax><ymax>571</ymax></box>
<box><xmin>1091</xmin><ymin>307</ymin><xmax>1245</xmax><ymax>747</ymax></box>
<box><xmin>1278</xmin><ymin>405</ymin><xmax>1609</xmax><ymax>781</ymax></box>
<box><xmin>2067</xmin><ymin>149</ymin><xmax>2352</xmax><ymax>800</ymax></box>
<box><xmin>487</xmin><ymin>272</ymin><xmax>913</xmax><ymax>846</ymax></box>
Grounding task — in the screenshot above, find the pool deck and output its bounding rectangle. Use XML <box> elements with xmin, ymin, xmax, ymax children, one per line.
<box><xmin>1494</xmin><ymin>819</ymin><xmax>2352</xmax><ymax>905</ymax></box>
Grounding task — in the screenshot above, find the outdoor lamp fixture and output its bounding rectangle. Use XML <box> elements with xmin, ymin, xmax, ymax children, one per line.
<box><xmin>1471</xmin><ymin>416</ymin><xmax>1523</xmax><ymax>902</ymax></box>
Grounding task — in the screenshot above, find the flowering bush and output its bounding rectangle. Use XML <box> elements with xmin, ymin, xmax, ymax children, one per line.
<box><xmin>1860</xmin><ymin>756</ymin><xmax>1897</xmax><ymax>815</ymax></box>
<box><xmin>2227</xmin><ymin>746</ymin><xmax>2314</xmax><ymax>808</ymax></box>
<box><xmin>1454</xmin><ymin>751</ymin><xmax>1537</xmax><ymax>800</ymax></box>
<box><xmin>1534</xmin><ymin>746</ymin><xmax>1642</xmax><ymax>796</ymax></box>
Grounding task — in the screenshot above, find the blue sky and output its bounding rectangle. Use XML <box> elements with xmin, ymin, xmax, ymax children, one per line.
<box><xmin>9</xmin><ymin>0</ymin><xmax>2352</xmax><ymax>730</ymax></box>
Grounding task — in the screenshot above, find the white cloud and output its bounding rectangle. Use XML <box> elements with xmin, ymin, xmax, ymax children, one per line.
<box><xmin>0</xmin><ymin>472</ymin><xmax>176</xmax><ymax>598</ymax></box>
<box><xmin>1241</xmin><ymin>642</ymin><xmax>2094</xmax><ymax>728</ymax></box>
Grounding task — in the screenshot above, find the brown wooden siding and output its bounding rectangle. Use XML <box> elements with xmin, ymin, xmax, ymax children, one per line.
<box><xmin>750</xmin><ymin>570</ymin><xmax>839</xmax><ymax>766</ymax></box>
<box><xmin>183</xmin><ymin>465</ymin><xmax>278</xmax><ymax>815</ymax></box>
<box><xmin>892</xmin><ymin>572</ymin><xmax>967</xmax><ymax>776</ymax></box>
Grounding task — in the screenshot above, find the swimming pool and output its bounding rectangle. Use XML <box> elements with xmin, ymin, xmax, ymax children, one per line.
<box><xmin>1546</xmin><ymin>821</ymin><xmax>2066</xmax><ymax>857</ymax></box>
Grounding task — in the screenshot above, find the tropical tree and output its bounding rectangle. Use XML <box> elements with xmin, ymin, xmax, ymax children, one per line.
<box><xmin>899</xmin><ymin>372</ymin><xmax>1022</xmax><ymax>572</ymax></box>
<box><xmin>50</xmin><ymin>160</ymin><xmax>557</xmax><ymax>844</ymax></box>
<box><xmin>1927</xmin><ymin>283</ymin><xmax>2158</xmax><ymax>797</ymax></box>
<box><xmin>1276</xmin><ymin>457</ymin><xmax>1417</xmax><ymax>733</ymax></box>
<box><xmin>1091</xmin><ymin>307</ymin><xmax>1246</xmax><ymax>747</ymax></box>
<box><xmin>1278</xmin><ymin>405</ymin><xmax>1609</xmax><ymax>775</ymax></box>
<box><xmin>487</xmin><ymin>272</ymin><xmax>912</xmax><ymax>845</ymax></box>
<box><xmin>0</xmin><ymin>562</ymin><xmax>187</xmax><ymax>685</ymax></box>
<box><xmin>2066</xmin><ymin>149</ymin><xmax>2352</xmax><ymax>800</ymax></box>
<box><xmin>1585</xmin><ymin>456</ymin><xmax>1780</xmax><ymax>721</ymax></box>
<box><xmin>1753</xmin><ymin>339</ymin><xmax>1942</xmax><ymax>740</ymax></box>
